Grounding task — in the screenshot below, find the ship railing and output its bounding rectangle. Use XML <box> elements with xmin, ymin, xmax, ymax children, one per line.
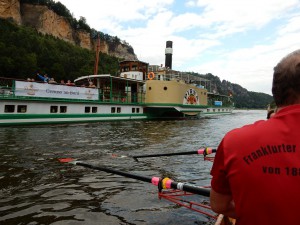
<box><xmin>207</xmin><ymin>99</ymin><xmax>234</xmax><ymax>107</ymax></box>
<box><xmin>0</xmin><ymin>77</ymin><xmax>146</xmax><ymax>104</ymax></box>
<box><xmin>3</xmin><ymin>90</ymin><xmax>146</xmax><ymax>104</ymax></box>
<box><xmin>0</xmin><ymin>77</ymin><xmax>16</xmax><ymax>96</ymax></box>
<box><xmin>1</xmin><ymin>89</ymin><xmax>146</xmax><ymax>104</ymax></box>
<box><xmin>0</xmin><ymin>76</ymin><xmax>15</xmax><ymax>87</ymax></box>
<box><xmin>0</xmin><ymin>86</ymin><xmax>13</xmax><ymax>96</ymax></box>
<box><xmin>101</xmin><ymin>91</ymin><xmax>145</xmax><ymax>104</ymax></box>
<box><xmin>0</xmin><ymin>77</ymin><xmax>96</xmax><ymax>102</ymax></box>
<box><xmin>150</xmin><ymin>71</ymin><xmax>210</xmax><ymax>85</ymax></box>
<box><xmin>207</xmin><ymin>103</ymin><xmax>234</xmax><ymax>107</ymax></box>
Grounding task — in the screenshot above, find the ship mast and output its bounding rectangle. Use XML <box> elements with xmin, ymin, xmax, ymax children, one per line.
<box><xmin>94</xmin><ymin>34</ymin><xmax>100</xmax><ymax>75</ymax></box>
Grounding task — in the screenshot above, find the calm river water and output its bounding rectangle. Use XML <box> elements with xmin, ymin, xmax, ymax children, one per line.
<box><xmin>0</xmin><ymin>110</ymin><xmax>266</xmax><ymax>225</ymax></box>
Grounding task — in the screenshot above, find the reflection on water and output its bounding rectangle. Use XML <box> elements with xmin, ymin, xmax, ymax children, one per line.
<box><xmin>0</xmin><ymin>110</ymin><xmax>266</xmax><ymax>225</ymax></box>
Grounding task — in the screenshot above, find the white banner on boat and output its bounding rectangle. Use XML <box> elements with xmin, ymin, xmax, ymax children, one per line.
<box><xmin>15</xmin><ymin>81</ymin><xmax>99</xmax><ymax>100</ymax></box>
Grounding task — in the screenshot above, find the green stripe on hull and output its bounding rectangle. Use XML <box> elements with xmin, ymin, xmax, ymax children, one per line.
<box><xmin>0</xmin><ymin>114</ymin><xmax>148</xmax><ymax>126</ymax></box>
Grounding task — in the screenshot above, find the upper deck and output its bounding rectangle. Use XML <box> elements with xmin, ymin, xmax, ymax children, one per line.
<box><xmin>0</xmin><ymin>75</ymin><xmax>146</xmax><ymax>105</ymax></box>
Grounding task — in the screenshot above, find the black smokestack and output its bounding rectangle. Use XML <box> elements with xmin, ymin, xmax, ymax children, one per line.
<box><xmin>165</xmin><ymin>41</ymin><xmax>173</xmax><ymax>69</ymax></box>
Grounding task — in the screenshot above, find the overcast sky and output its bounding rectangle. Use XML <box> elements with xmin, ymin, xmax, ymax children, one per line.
<box><xmin>55</xmin><ymin>0</ymin><xmax>300</xmax><ymax>95</ymax></box>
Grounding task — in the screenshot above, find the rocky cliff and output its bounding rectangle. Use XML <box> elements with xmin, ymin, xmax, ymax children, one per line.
<box><xmin>0</xmin><ymin>0</ymin><xmax>137</xmax><ymax>60</ymax></box>
<box><xmin>0</xmin><ymin>0</ymin><xmax>21</xmax><ymax>24</ymax></box>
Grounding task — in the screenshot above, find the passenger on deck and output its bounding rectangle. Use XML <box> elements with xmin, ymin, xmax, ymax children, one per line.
<box><xmin>37</xmin><ymin>73</ymin><xmax>50</xmax><ymax>83</ymax></box>
<box><xmin>66</xmin><ymin>80</ymin><xmax>75</xmax><ymax>86</ymax></box>
<box><xmin>60</xmin><ymin>80</ymin><xmax>65</xmax><ymax>85</ymax></box>
<box><xmin>210</xmin><ymin>49</ymin><xmax>300</xmax><ymax>225</ymax></box>
<box><xmin>48</xmin><ymin>78</ymin><xmax>57</xmax><ymax>84</ymax></box>
<box><xmin>27</xmin><ymin>78</ymin><xmax>36</xmax><ymax>82</ymax></box>
<box><xmin>88</xmin><ymin>81</ymin><xmax>96</xmax><ymax>88</ymax></box>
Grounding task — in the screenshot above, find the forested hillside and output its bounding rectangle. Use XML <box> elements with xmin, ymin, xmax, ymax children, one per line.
<box><xmin>188</xmin><ymin>72</ymin><xmax>273</xmax><ymax>109</ymax></box>
<box><xmin>0</xmin><ymin>19</ymin><xmax>120</xmax><ymax>82</ymax></box>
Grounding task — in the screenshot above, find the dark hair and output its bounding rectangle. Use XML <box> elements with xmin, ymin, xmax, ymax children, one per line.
<box><xmin>272</xmin><ymin>50</ymin><xmax>300</xmax><ymax>106</ymax></box>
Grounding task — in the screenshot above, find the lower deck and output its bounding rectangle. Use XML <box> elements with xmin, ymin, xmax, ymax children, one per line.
<box><xmin>0</xmin><ymin>95</ymin><xmax>235</xmax><ymax>125</ymax></box>
<box><xmin>0</xmin><ymin>99</ymin><xmax>146</xmax><ymax>126</ymax></box>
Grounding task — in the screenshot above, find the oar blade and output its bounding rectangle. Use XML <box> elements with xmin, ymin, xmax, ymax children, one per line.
<box><xmin>58</xmin><ymin>158</ymin><xmax>75</xmax><ymax>163</ymax></box>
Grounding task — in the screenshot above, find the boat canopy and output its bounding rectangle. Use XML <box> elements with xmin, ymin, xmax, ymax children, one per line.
<box><xmin>74</xmin><ymin>74</ymin><xmax>145</xmax><ymax>84</ymax></box>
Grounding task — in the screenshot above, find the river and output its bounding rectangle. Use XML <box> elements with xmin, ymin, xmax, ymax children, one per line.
<box><xmin>0</xmin><ymin>110</ymin><xmax>266</xmax><ymax>225</ymax></box>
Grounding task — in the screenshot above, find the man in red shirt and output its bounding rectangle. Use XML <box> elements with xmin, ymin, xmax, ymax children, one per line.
<box><xmin>210</xmin><ymin>49</ymin><xmax>300</xmax><ymax>225</ymax></box>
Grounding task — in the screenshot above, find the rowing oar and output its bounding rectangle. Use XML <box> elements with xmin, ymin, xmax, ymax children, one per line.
<box><xmin>59</xmin><ymin>158</ymin><xmax>211</xmax><ymax>197</ymax></box>
<box><xmin>132</xmin><ymin>147</ymin><xmax>217</xmax><ymax>161</ymax></box>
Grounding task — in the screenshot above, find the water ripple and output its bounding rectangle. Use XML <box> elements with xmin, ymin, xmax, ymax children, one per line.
<box><xmin>0</xmin><ymin>110</ymin><xmax>266</xmax><ymax>224</ymax></box>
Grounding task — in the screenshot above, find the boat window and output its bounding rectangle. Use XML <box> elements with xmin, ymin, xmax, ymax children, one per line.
<box><xmin>60</xmin><ymin>106</ymin><xmax>67</xmax><ymax>113</ymax></box>
<box><xmin>207</xmin><ymin>109</ymin><xmax>210</xmax><ymax>112</ymax></box>
<box><xmin>50</xmin><ymin>106</ymin><xmax>58</xmax><ymax>113</ymax></box>
<box><xmin>164</xmin><ymin>86</ymin><xmax>167</xmax><ymax>91</ymax></box>
<box><xmin>111</xmin><ymin>107</ymin><xmax>116</xmax><ymax>113</ymax></box>
<box><xmin>213</xmin><ymin>109</ymin><xmax>215</xmax><ymax>112</ymax></box>
<box><xmin>4</xmin><ymin>105</ymin><xmax>15</xmax><ymax>113</ymax></box>
<box><xmin>132</xmin><ymin>108</ymin><xmax>135</xmax><ymax>113</ymax></box>
<box><xmin>149</xmin><ymin>87</ymin><xmax>152</xmax><ymax>90</ymax></box>
<box><xmin>117</xmin><ymin>107</ymin><xmax>121</xmax><ymax>113</ymax></box>
<box><xmin>17</xmin><ymin>105</ymin><xmax>27</xmax><ymax>113</ymax></box>
<box><xmin>136</xmin><ymin>108</ymin><xmax>140</xmax><ymax>113</ymax></box>
<box><xmin>92</xmin><ymin>107</ymin><xmax>97</xmax><ymax>113</ymax></box>
<box><xmin>85</xmin><ymin>107</ymin><xmax>91</xmax><ymax>113</ymax></box>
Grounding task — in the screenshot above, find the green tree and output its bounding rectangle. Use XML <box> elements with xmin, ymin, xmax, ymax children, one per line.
<box><xmin>0</xmin><ymin>19</ymin><xmax>119</xmax><ymax>81</ymax></box>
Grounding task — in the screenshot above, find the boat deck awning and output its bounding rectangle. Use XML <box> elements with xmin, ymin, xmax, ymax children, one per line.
<box><xmin>74</xmin><ymin>74</ymin><xmax>145</xmax><ymax>84</ymax></box>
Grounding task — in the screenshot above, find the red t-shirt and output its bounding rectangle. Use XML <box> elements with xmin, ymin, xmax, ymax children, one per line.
<box><xmin>211</xmin><ymin>104</ymin><xmax>300</xmax><ymax>225</ymax></box>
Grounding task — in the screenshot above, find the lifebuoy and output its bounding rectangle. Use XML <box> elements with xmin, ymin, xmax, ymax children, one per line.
<box><xmin>147</xmin><ymin>72</ymin><xmax>155</xmax><ymax>80</ymax></box>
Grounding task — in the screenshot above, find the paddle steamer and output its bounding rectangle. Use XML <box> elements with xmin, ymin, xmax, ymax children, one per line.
<box><xmin>0</xmin><ymin>42</ymin><xmax>234</xmax><ymax>126</ymax></box>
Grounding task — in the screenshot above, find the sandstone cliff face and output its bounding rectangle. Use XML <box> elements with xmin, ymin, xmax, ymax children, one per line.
<box><xmin>21</xmin><ymin>4</ymin><xmax>77</xmax><ymax>44</ymax></box>
<box><xmin>0</xmin><ymin>0</ymin><xmax>21</xmax><ymax>24</ymax></box>
<box><xmin>0</xmin><ymin>0</ymin><xmax>137</xmax><ymax>60</ymax></box>
<box><xmin>112</xmin><ymin>43</ymin><xmax>136</xmax><ymax>60</ymax></box>
<box><xmin>77</xmin><ymin>30</ymin><xmax>91</xmax><ymax>49</ymax></box>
